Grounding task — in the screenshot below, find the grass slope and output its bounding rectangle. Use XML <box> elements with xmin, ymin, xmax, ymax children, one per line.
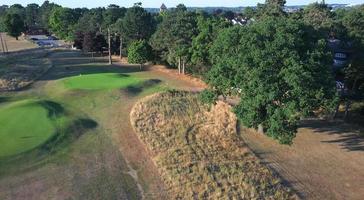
<box><xmin>63</xmin><ymin>73</ymin><xmax>143</xmax><ymax>90</ymax></box>
<box><xmin>0</xmin><ymin>99</ymin><xmax>57</xmax><ymax>158</ymax></box>
<box><xmin>131</xmin><ymin>91</ymin><xmax>295</xmax><ymax>199</ymax></box>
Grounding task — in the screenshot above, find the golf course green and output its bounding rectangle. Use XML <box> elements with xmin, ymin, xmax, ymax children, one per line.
<box><xmin>0</xmin><ymin>99</ymin><xmax>65</xmax><ymax>158</ymax></box>
<box><xmin>63</xmin><ymin>73</ymin><xmax>143</xmax><ymax>90</ymax></box>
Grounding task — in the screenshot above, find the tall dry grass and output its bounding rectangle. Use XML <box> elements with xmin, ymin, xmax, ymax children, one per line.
<box><xmin>130</xmin><ymin>91</ymin><xmax>295</xmax><ymax>199</ymax></box>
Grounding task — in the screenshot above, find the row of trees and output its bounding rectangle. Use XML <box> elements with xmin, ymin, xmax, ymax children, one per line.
<box><xmin>1</xmin><ymin>1</ymin><xmax>363</xmax><ymax>144</ymax></box>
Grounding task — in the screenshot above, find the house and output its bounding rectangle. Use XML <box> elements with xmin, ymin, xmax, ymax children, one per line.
<box><xmin>327</xmin><ymin>38</ymin><xmax>351</xmax><ymax>71</ymax></box>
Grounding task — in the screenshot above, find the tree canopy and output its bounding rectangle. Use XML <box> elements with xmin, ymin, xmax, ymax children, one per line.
<box><xmin>127</xmin><ymin>40</ymin><xmax>152</xmax><ymax>65</ymax></box>
<box><xmin>4</xmin><ymin>13</ymin><xmax>25</xmax><ymax>40</ymax></box>
<box><xmin>48</xmin><ymin>7</ymin><xmax>78</xmax><ymax>40</ymax></box>
<box><xmin>208</xmin><ymin>17</ymin><xmax>337</xmax><ymax>144</ymax></box>
<box><xmin>117</xmin><ymin>3</ymin><xmax>154</xmax><ymax>45</ymax></box>
<box><xmin>150</xmin><ymin>4</ymin><xmax>197</xmax><ymax>70</ymax></box>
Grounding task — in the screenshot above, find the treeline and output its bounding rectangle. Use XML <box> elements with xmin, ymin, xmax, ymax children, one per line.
<box><xmin>1</xmin><ymin>1</ymin><xmax>363</xmax><ymax>144</ymax></box>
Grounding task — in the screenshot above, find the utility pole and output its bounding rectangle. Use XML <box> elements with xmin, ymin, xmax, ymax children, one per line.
<box><xmin>108</xmin><ymin>28</ymin><xmax>112</xmax><ymax>65</ymax></box>
<box><xmin>0</xmin><ymin>33</ymin><xmax>5</xmax><ymax>54</ymax></box>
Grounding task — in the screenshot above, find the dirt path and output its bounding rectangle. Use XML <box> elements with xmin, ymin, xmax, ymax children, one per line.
<box><xmin>240</xmin><ymin>120</ymin><xmax>364</xmax><ymax>200</ymax></box>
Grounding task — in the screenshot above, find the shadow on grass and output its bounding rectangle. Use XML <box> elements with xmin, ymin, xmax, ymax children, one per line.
<box><xmin>38</xmin><ymin>50</ymin><xmax>142</xmax><ymax>81</ymax></box>
<box><xmin>37</xmin><ymin>100</ymin><xmax>65</xmax><ymax>118</ymax></box>
<box><xmin>0</xmin><ymin>99</ymin><xmax>98</xmax><ymax>177</ymax></box>
<box><xmin>124</xmin><ymin>79</ymin><xmax>162</xmax><ymax>96</ymax></box>
<box><xmin>41</xmin><ymin>118</ymin><xmax>98</xmax><ymax>153</ymax></box>
<box><xmin>0</xmin><ymin>97</ymin><xmax>10</xmax><ymax>104</ymax></box>
<box><xmin>299</xmin><ymin>119</ymin><xmax>364</xmax><ymax>152</ymax></box>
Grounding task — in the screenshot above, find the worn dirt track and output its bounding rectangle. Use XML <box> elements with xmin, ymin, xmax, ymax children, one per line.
<box><xmin>241</xmin><ymin>120</ymin><xmax>364</xmax><ymax>200</ymax></box>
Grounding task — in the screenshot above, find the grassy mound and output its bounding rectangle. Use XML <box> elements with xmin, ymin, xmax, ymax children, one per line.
<box><xmin>63</xmin><ymin>73</ymin><xmax>143</xmax><ymax>90</ymax></box>
<box><xmin>131</xmin><ymin>91</ymin><xmax>294</xmax><ymax>199</ymax></box>
<box><xmin>0</xmin><ymin>99</ymin><xmax>66</xmax><ymax>158</ymax></box>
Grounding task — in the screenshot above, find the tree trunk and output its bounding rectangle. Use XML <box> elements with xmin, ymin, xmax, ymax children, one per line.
<box><xmin>108</xmin><ymin>28</ymin><xmax>112</xmax><ymax>65</ymax></box>
<box><xmin>257</xmin><ymin>124</ymin><xmax>264</xmax><ymax>134</ymax></box>
<box><xmin>344</xmin><ymin>100</ymin><xmax>351</xmax><ymax>121</ymax></box>
<box><xmin>140</xmin><ymin>63</ymin><xmax>143</xmax><ymax>71</ymax></box>
<box><xmin>333</xmin><ymin>101</ymin><xmax>340</xmax><ymax>119</ymax></box>
<box><xmin>178</xmin><ymin>57</ymin><xmax>181</xmax><ymax>74</ymax></box>
<box><xmin>119</xmin><ymin>36</ymin><xmax>123</xmax><ymax>59</ymax></box>
<box><xmin>182</xmin><ymin>60</ymin><xmax>185</xmax><ymax>74</ymax></box>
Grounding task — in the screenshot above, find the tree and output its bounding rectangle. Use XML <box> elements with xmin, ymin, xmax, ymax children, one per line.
<box><xmin>25</xmin><ymin>3</ymin><xmax>40</xmax><ymax>27</ymax></box>
<box><xmin>39</xmin><ymin>0</ymin><xmax>59</xmax><ymax>29</ymax></box>
<box><xmin>128</xmin><ymin>40</ymin><xmax>152</xmax><ymax>70</ymax></box>
<box><xmin>118</xmin><ymin>3</ymin><xmax>155</xmax><ymax>44</ymax></box>
<box><xmin>208</xmin><ymin>17</ymin><xmax>337</xmax><ymax>144</ymax></box>
<box><xmin>4</xmin><ymin>13</ymin><xmax>25</xmax><ymax>40</ymax></box>
<box><xmin>303</xmin><ymin>3</ymin><xmax>334</xmax><ymax>34</ymax></box>
<box><xmin>0</xmin><ymin>5</ymin><xmax>9</xmax><ymax>32</ymax></box>
<box><xmin>190</xmin><ymin>14</ymin><xmax>231</xmax><ymax>75</ymax></box>
<box><xmin>103</xmin><ymin>4</ymin><xmax>126</xmax><ymax>29</ymax></box>
<box><xmin>82</xmin><ymin>31</ymin><xmax>95</xmax><ymax>52</ymax></box>
<box><xmin>338</xmin><ymin>6</ymin><xmax>364</xmax><ymax>94</ymax></box>
<box><xmin>49</xmin><ymin>7</ymin><xmax>77</xmax><ymax>40</ymax></box>
<box><xmin>266</xmin><ymin>0</ymin><xmax>286</xmax><ymax>7</ymax></box>
<box><xmin>255</xmin><ymin>0</ymin><xmax>286</xmax><ymax>18</ymax></box>
<box><xmin>150</xmin><ymin>4</ymin><xmax>197</xmax><ymax>73</ymax></box>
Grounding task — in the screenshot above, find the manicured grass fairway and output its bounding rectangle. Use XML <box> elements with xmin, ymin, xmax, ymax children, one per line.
<box><xmin>0</xmin><ymin>100</ymin><xmax>56</xmax><ymax>158</ymax></box>
<box><xmin>63</xmin><ymin>73</ymin><xmax>142</xmax><ymax>90</ymax></box>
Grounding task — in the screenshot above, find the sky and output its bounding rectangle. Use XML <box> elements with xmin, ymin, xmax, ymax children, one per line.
<box><xmin>1</xmin><ymin>0</ymin><xmax>363</xmax><ymax>8</ymax></box>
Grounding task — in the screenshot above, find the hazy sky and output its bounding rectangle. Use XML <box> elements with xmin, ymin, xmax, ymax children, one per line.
<box><xmin>1</xmin><ymin>0</ymin><xmax>363</xmax><ymax>8</ymax></box>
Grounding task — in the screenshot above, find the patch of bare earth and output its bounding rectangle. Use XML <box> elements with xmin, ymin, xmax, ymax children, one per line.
<box><xmin>130</xmin><ymin>91</ymin><xmax>295</xmax><ymax>199</ymax></box>
<box><xmin>240</xmin><ymin>120</ymin><xmax>364</xmax><ymax>200</ymax></box>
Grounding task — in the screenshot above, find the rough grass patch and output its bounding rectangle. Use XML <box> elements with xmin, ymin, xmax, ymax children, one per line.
<box><xmin>130</xmin><ymin>91</ymin><xmax>295</xmax><ymax>199</ymax></box>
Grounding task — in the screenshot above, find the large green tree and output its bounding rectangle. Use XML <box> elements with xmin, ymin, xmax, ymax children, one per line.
<box><xmin>103</xmin><ymin>4</ymin><xmax>126</xmax><ymax>29</ymax></box>
<box><xmin>189</xmin><ymin>13</ymin><xmax>231</xmax><ymax>75</ymax></box>
<box><xmin>117</xmin><ymin>3</ymin><xmax>154</xmax><ymax>44</ymax></box>
<box><xmin>4</xmin><ymin>13</ymin><xmax>25</xmax><ymax>40</ymax></box>
<box><xmin>25</xmin><ymin>3</ymin><xmax>40</xmax><ymax>27</ymax></box>
<box><xmin>39</xmin><ymin>1</ymin><xmax>60</xmax><ymax>29</ymax></box>
<box><xmin>208</xmin><ymin>17</ymin><xmax>337</xmax><ymax>144</ymax></box>
<box><xmin>338</xmin><ymin>6</ymin><xmax>364</xmax><ymax>94</ymax></box>
<box><xmin>150</xmin><ymin>4</ymin><xmax>197</xmax><ymax>73</ymax></box>
<box><xmin>49</xmin><ymin>7</ymin><xmax>77</xmax><ymax>40</ymax></box>
<box><xmin>303</xmin><ymin>3</ymin><xmax>334</xmax><ymax>34</ymax></box>
<box><xmin>128</xmin><ymin>40</ymin><xmax>152</xmax><ymax>69</ymax></box>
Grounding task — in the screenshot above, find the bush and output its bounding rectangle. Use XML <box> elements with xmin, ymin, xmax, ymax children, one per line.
<box><xmin>198</xmin><ymin>89</ymin><xmax>218</xmax><ymax>105</ymax></box>
<box><xmin>127</xmin><ymin>40</ymin><xmax>152</xmax><ymax>65</ymax></box>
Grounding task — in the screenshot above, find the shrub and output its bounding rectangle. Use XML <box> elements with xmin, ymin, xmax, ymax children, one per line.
<box><xmin>127</xmin><ymin>40</ymin><xmax>152</xmax><ymax>65</ymax></box>
<box><xmin>198</xmin><ymin>89</ymin><xmax>218</xmax><ymax>105</ymax></box>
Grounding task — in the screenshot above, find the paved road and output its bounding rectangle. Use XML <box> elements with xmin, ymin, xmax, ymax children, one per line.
<box><xmin>241</xmin><ymin>120</ymin><xmax>364</xmax><ymax>200</ymax></box>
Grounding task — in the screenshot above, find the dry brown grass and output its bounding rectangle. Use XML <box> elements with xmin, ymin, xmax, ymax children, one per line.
<box><xmin>130</xmin><ymin>91</ymin><xmax>295</xmax><ymax>199</ymax></box>
<box><xmin>0</xmin><ymin>33</ymin><xmax>37</xmax><ymax>52</ymax></box>
<box><xmin>0</xmin><ymin>50</ymin><xmax>52</xmax><ymax>91</ymax></box>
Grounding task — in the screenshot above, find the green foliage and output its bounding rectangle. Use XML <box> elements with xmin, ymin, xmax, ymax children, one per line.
<box><xmin>189</xmin><ymin>14</ymin><xmax>231</xmax><ymax>75</ymax></box>
<box><xmin>198</xmin><ymin>89</ymin><xmax>218</xmax><ymax>105</ymax></box>
<box><xmin>117</xmin><ymin>4</ymin><xmax>154</xmax><ymax>44</ymax></box>
<box><xmin>208</xmin><ymin>17</ymin><xmax>337</xmax><ymax>144</ymax></box>
<box><xmin>49</xmin><ymin>7</ymin><xmax>77</xmax><ymax>40</ymax></box>
<box><xmin>39</xmin><ymin>1</ymin><xmax>60</xmax><ymax>29</ymax></box>
<box><xmin>102</xmin><ymin>4</ymin><xmax>126</xmax><ymax>29</ymax></box>
<box><xmin>25</xmin><ymin>3</ymin><xmax>40</xmax><ymax>27</ymax></box>
<box><xmin>303</xmin><ymin>3</ymin><xmax>334</xmax><ymax>33</ymax></box>
<box><xmin>4</xmin><ymin>13</ymin><xmax>25</xmax><ymax>40</ymax></box>
<box><xmin>150</xmin><ymin>5</ymin><xmax>197</xmax><ymax>67</ymax></box>
<box><xmin>336</xmin><ymin>6</ymin><xmax>364</xmax><ymax>93</ymax></box>
<box><xmin>127</xmin><ymin>40</ymin><xmax>152</xmax><ymax>64</ymax></box>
